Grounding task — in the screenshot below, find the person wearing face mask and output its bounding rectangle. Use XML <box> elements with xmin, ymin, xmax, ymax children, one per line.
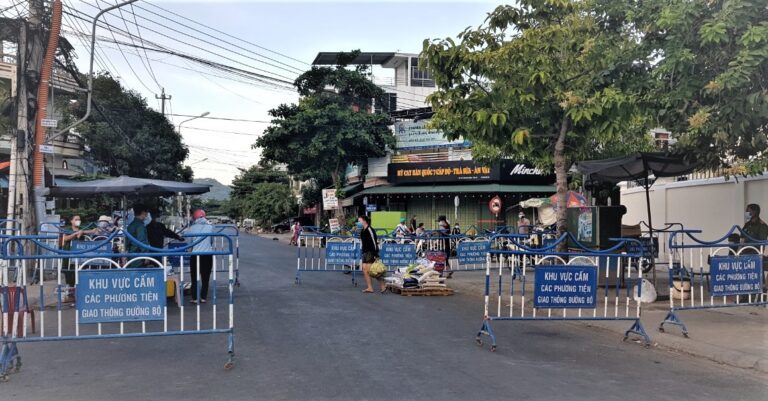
<box><xmin>146</xmin><ymin>209</ymin><xmax>184</xmax><ymax>250</ymax></box>
<box><xmin>126</xmin><ymin>204</ymin><xmax>151</xmax><ymax>266</ymax></box>
<box><xmin>358</xmin><ymin>215</ymin><xmax>385</xmax><ymax>294</ymax></box>
<box><xmin>59</xmin><ymin>215</ymin><xmax>86</xmax><ymax>303</ymax></box>
<box><xmin>186</xmin><ymin>209</ymin><xmax>215</xmax><ymax>304</ymax></box>
<box><xmin>93</xmin><ymin>215</ymin><xmax>115</xmax><ymax>237</ymax></box>
<box><xmin>742</xmin><ymin>204</ymin><xmax>768</xmax><ymax>242</ymax></box>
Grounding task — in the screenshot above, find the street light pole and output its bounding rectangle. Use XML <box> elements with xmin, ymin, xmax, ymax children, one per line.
<box><xmin>178</xmin><ymin>112</ymin><xmax>210</xmax><ymax>133</ymax></box>
<box><xmin>50</xmin><ymin>0</ymin><xmax>139</xmax><ymax>142</ymax></box>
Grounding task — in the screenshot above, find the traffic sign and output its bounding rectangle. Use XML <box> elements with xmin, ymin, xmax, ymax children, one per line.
<box><xmin>488</xmin><ymin>195</ymin><xmax>502</xmax><ymax>215</ymax></box>
<box><xmin>39</xmin><ymin>144</ymin><xmax>54</xmax><ymax>154</ymax></box>
<box><xmin>366</xmin><ymin>204</ymin><xmax>377</xmax><ymax>212</ymax></box>
<box><xmin>41</xmin><ymin>119</ymin><xmax>58</xmax><ymax>128</ymax></box>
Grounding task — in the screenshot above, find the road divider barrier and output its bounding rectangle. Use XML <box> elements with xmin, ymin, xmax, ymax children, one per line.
<box><xmin>476</xmin><ymin>234</ymin><xmax>650</xmax><ymax>351</ymax></box>
<box><xmin>659</xmin><ymin>226</ymin><xmax>767</xmax><ymax>337</ymax></box>
<box><xmin>0</xmin><ymin>229</ymin><xmax>237</xmax><ymax>382</ymax></box>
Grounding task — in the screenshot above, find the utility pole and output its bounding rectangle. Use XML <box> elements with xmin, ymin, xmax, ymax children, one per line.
<box><xmin>7</xmin><ymin>0</ymin><xmax>46</xmax><ymax>235</ymax></box>
<box><xmin>155</xmin><ymin>87</ymin><xmax>171</xmax><ymax>115</ymax></box>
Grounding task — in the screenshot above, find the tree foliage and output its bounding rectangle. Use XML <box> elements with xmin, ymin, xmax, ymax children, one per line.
<box><xmin>226</xmin><ymin>165</ymin><xmax>290</xmax><ymax>219</ymax></box>
<box><xmin>74</xmin><ymin>73</ymin><xmax>191</xmax><ymax>181</ymax></box>
<box><xmin>255</xmin><ymin>51</ymin><xmax>395</xmax><ymax>195</ymax></box>
<box><xmin>241</xmin><ymin>183</ymin><xmax>295</xmax><ymax>228</ymax></box>
<box><xmin>639</xmin><ymin>0</ymin><xmax>768</xmax><ymax>175</ymax></box>
<box><xmin>230</xmin><ymin>165</ymin><xmax>289</xmax><ymax>198</ymax></box>
<box><xmin>422</xmin><ymin>1</ymin><xmax>653</xmax><ymax>236</ymax></box>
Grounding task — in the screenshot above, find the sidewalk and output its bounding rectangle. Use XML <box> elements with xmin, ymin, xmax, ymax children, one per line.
<box><xmin>447</xmin><ymin>271</ymin><xmax>768</xmax><ymax>374</ymax></box>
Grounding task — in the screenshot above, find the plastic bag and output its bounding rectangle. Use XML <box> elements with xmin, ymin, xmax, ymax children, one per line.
<box><xmin>633</xmin><ymin>278</ymin><xmax>657</xmax><ymax>303</ymax></box>
<box><xmin>369</xmin><ymin>259</ymin><xmax>387</xmax><ymax>278</ymax></box>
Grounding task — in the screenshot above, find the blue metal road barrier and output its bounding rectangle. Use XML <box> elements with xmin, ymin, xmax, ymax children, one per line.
<box><xmin>476</xmin><ymin>234</ymin><xmax>651</xmax><ymax>351</ymax></box>
<box><xmin>295</xmin><ymin>233</ymin><xmax>361</xmax><ymax>285</ymax></box>
<box><xmin>0</xmin><ymin>229</ymin><xmax>238</xmax><ymax>382</ymax></box>
<box><xmin>295</xmin><ymin>231</ymin><xmax>490</xmax><ymax>285</ymax></box>
<box><xmin>659</xmin><ymin>226</ymin><xmax>767</xmax><ymax>337</ymax></box>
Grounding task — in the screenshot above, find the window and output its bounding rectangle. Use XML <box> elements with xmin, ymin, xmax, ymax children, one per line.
<box><xmin>375</xmin><ymin>93</ymin><xmax>397</xmax><ymax>113</ymax></box>
<box><xmin>410</xmin><ymin>57</ymin><xmax>435</xmax><ymax>88</ymax></box>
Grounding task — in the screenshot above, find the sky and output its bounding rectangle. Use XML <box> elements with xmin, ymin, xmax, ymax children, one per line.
<box><xmin>53</xmin><ymin>0</ymin><xmax>496</xmax><ymax>184</ymax></box>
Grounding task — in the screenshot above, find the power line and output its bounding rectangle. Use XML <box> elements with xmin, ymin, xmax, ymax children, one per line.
<box><xmin>78</xmin><ymin>0</ymin><xmax>299</xmax><ymax>83</ymax></box>
<box><xmin>93</xmin><ymin>0</ymin><xmax>157</xmax><ymax>93</ymax></box>
<box><xmin>127</xmin><ymin>1</ymin><xmax>305</xmax><ymax>75</ymax></box>
<box><xmin>114</xmin><ymin>1</ymin><xmax>162</xmax><ymax>90</ymax></box>
<box><xmin>61</xmin><ymin>3</ymin><xmax>112</xmax><ymax>74</ymax></box>
<box><xmin>61</xmin><ymin>9</ymin><xmax>296</xmax><ymax>91</ymax></box>
<box><xmin>142</xmin><ymin>0</ymin><xmax>310</xmax><ymax>68</ymax></box>
<box><xmin>181</xmin><ymin>126</ymin><xmax>264</xmax><ymax>137</ymax></box>
<box><xmin>168</xmin><ymin>114</ymin><xmax>271</xmax><ymax>123</ymax></box>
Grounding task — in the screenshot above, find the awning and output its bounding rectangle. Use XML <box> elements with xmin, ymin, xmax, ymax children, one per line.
<box><xmin>357</xmin><ymin>184</ymin><xmax>555</xmax><ymax>196</ymax></box>
<box><xmin>340</xmin><ymin>182</ymin><xmax>363</xmax><ymax>196</ymax></box>
<box><xmin>48</xmin><ymin>175</ymin><xmax>211</xmax><ymax>197</ymax></box>
<box><xmin>312</xmin><ymin>52</ymin><xmax>395</xmax><ymax>65</ymax></box>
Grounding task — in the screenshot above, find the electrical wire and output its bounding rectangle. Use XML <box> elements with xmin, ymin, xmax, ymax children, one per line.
<box><xmin>93</xmin><ymin>0</ymin><xmax>157</xmax><ymax>93</ymax></box>
<box><xmin>142</xmin><ymin>0</ymin><xmax>309</xmax><ymax>68</ymax></box>
<box><xmin>168</xmin><ymin>114</ymin><xmax>270</xmax><ymax>123</ymax></box>
<box><xmin>79</xmin><ymin>0</ymin><xmax>299</xmax><ymax>84</ymax></box>
<box><xmin>180</xmin><ymin>126</ymin><xmax>264</xmax><ymax>137</ymax></box>
<box><xmin>61</xmin><ymin>9</ymin><xmax>296</xmax><ymax>91</ymax></box>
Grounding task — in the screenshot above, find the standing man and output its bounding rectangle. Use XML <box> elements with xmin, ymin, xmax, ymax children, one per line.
<box><xmin>410</xmin><ymin>215</ymin><xmax>418</xmax><ymax>233</ymax></box>
<box><xmin>146</xmin><ymin>209</ymin><xmax>184</xmax><ymax>249</ymax></box>
<box><xmin>187</xmin><ymin>209</ymin><xmax>215</xmax><ymax>304</ymax></box>
<box><xmin>126</xmin><ymin>205</ymin><xmax>151</xmax><ymax>267</ymax></box>
<box><xmin>126</xmin><ymin>205</ymin><xmax>150</xmax><ymax>254</ymax></box>
<box><xmin>743</xmin><ymin>204</ymin><xmax>768</xmax><ymax>241</ymax></box>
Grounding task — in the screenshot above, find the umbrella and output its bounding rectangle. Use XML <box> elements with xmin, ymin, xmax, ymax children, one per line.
<box><xmin>576</xmin><ymin>152</ymin><xmax>696</xmax><ymax>284</ymax></box>
<box><xmin>48</xmin><ymin>175</ymin><xmax>211</xmax><ymax>197</ymax></box>
<box><xmin>549</xmin><ymin>191</ymin><xmax>588</xmax><ymax>210</ymax></box>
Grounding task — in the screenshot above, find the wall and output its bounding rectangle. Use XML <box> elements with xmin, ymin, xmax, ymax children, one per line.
<box><xmin>621</xmin><ymin>175</ymin><xmax>768</xmax><ymax>242</ymax></box>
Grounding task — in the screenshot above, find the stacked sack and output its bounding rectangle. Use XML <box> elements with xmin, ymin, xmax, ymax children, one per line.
<box><xmin>384</xmin><ymin>258</ymin><xmax>447</xmax><ymax>290</ymax></box>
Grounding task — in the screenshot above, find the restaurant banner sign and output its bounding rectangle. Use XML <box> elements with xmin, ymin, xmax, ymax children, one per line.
<box><xmin>389</xmin><ymin>161</ymin><xmax>495</xmax><ymax>183</ymax></box>
<box><xmin>388</xmin><ymin>160</ymin><xmax>554</xmax><ymax>185</ymax></box>
<box><xmin>394</xmin><ymin>121</ymin><xmax>469</xmax><ymax>150</ymax></box>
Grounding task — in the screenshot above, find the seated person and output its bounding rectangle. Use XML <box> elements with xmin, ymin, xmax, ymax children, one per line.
<box><xmin>742</xmin><ymin>203</ymin><xmax>768</xmax><ymax>242</ymax></box>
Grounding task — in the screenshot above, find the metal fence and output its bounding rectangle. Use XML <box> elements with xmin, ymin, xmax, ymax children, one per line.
<box><xmin>0</xmin><ymin>229</ymin><xmax>237</xmax><ymax>382</ymax></box>
<box><xmin>476</xmin><ymin>234</ymin><xmax>650</xmax><ymax>351</ymax></box>
<box><xmin>659</xmin><ymin>226</ymin><xmax>767</xmax><ymax>337</ymax></box>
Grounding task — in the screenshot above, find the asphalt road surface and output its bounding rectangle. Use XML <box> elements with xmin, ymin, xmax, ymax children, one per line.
<box><xmin>5</xmin><ymin>234</ymin><xmax>767</xmax><ymax>401</ymax></box>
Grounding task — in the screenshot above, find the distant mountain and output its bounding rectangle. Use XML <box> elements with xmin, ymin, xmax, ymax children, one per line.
<box><xmin>194</xmin><ymin>178</ymin><xmax>231</xmax><ymax>201</ymax></box>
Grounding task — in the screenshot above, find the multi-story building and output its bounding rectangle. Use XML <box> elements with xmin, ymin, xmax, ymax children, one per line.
<box><xmin>312</xmin><ymin>52</ymin><xmax>555</xmax><ymax>231</ymax></box>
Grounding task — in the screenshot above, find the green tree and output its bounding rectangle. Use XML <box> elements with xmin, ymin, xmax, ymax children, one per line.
<box><xmin>255</xmin><ymin>51</ymin><xmax>395</xmax><ymax>217</ymax></box>
<box><xmin>422</xmin><ymin>1</ymin><xmax>653</xmax><ymax>237</ymax></box>
<box><xmin>242</xmin><ymin>182</ymin><xmax>295</xmax><ymax>228</ymax></box>
<box><xmin>74</xmin><ymin>73</ymin><xmax>191</xmax><ymax>181</ymax></box>
<box><xmin>230</xmin><ymin>165</ymin><xmax>289</xmax><ymax>199</ymax></box>
<box><xmin>640</xmin><ymin>0</ymin><xmax>768</xmax><ymax>175</ymax></box>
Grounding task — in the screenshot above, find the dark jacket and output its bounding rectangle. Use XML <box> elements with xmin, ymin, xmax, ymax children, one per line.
<box><xmin>360</xmin><ymin>226</ymin><xmax>379</xmax><ymax>255</ymax></box>
<box><xmin>147</xmin><ymin>221</ymin><xmax>183</xmax><ymax>249</ymax></box>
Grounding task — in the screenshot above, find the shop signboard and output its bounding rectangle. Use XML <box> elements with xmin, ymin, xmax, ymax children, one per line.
<box><xmin>388</xmin><ymin>160</ymin><xmax>496</xmax><ymax>184</ymax></box>
<box><xmin>322</xmin><ymin>189</ymin><xmax>338</xmax><ymax>210</ymax></box>
<box><xmin>388</xmin><ymin>160</ymin><xmax>555</xmax><ymax>185</ymax></box>
<box><xmin>498</xmin><ymin>160</ymin><xmax>555</xmax><ymax>185</ymax></box>
<box><xmin>393</xmin><ymin>121</ymin><xmax>469</xmax><ymax>150</ymax></box>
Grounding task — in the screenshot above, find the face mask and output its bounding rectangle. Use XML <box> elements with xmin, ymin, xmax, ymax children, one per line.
<box><xmin>143</xmin><ymin>213</ymin><xmax>152</xmax><ymax>226</ymax></box>
<box><xmin>98</xmin><ymin>221</ymin><xmax>109</xmax><ymax>229</ymax></box>
<box><xmin>745</xmin><ymin>212</ymin><xmax>752</xmax><ymax>221</ymax></box>
<box><xmin>72</xmin><ymin>220</ymin><xmax>81</xmax><ymax>227</ymax></box>
<box><xmin>356</xmin><ymin>222</ymin><xmax>364</xmax><ymax>229</ymax></box>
